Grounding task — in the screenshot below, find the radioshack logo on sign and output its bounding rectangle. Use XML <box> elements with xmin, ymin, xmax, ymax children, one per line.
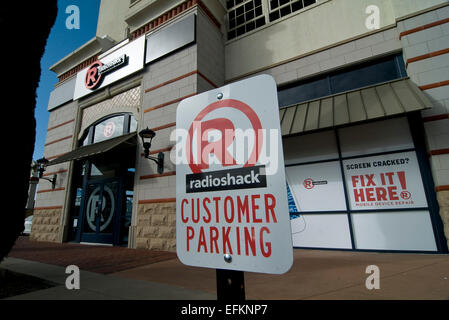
<box><xmin>184</xmin><ymin>99</ymin><xmax>267</xmax><ymax>193</ymax></box>
<box><xmin>84</xmin><ymin>55</ymin><xmax>128</xmax><ymax>90</ymax></box>
<box><xmin>303</xmin><ymin>178</ymin><xmax>328</xmax><ymax>190</ymax></box>
<box><xmin>175</xmin><ymin>75</ymin><xmax>293</xmax><ymax>275</ymax></box>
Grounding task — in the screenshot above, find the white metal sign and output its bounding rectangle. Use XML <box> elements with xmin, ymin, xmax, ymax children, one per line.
<box><xmin>73</xmin><ymin>36</ymin><xmax>145</xmax><ymax>100</ymax></box>
<box><xmin>175</xmin><ymin>75</ymin><xmax>293</xmax><ymax>274</ymax></box>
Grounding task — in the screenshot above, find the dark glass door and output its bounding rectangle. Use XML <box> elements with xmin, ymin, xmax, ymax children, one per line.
<box><xmin>80</xmin><ymin>179</ymin><xmax>119</xmax><ymax>244</ymax></box>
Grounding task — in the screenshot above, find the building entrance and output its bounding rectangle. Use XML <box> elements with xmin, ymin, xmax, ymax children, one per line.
<box><xmin>81</xmin><ymin>179</ymin><xmax>120</xmax><ymax>244</ymax></box>
<box><xmin>67</xmin><ymin>133</ymin><xmax>137</xmax><ymax>247</ymax></box>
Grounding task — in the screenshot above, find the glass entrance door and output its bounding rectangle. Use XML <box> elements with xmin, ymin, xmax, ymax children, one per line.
<box><xmin>80</xmin><ymin>179</ymin><xmax>120</xmax><ymax>244</ymax></box>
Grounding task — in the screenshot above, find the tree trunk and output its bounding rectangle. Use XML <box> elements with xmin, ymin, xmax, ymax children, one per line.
<box><xmin>0</xmin><ymin>2</ymin><xmax>58</xmax><ymax>262</ymax></box>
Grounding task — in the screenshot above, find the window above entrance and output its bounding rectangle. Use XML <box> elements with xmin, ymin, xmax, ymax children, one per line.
<box><xmin>81</xmin><ymin>113</ymin><xmax>138</xmax><ymax>147</ymax></box>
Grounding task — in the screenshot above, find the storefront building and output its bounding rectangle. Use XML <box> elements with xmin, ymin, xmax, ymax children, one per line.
<box><xmin>31</xmin><ymin>0</ymin><xmax>449</xmax><ymax>254</ymax></box>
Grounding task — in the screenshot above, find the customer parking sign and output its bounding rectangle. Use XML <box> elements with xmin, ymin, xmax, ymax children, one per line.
<box><xmin>175</xmin><ymin>75</ymin><xmax>293</xmax><ymax>274</ymax></box>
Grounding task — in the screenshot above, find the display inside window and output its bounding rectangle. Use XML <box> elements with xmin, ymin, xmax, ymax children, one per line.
<box><xmin>286</xmin><ymin>161</ymin><xmax>347</xmax><ymax>212</ymax></box>
<box><xmin>81</xmin><ymin>113</ymin><xmax>137</xmax><ymax>147</ymax></box>
<box><xmin>343</xmin><ymin>151</ymin><xmax>428</xmax><ymax>210</ymax></box>
<box><xmin>93</xmin><ymin>116</ymin><xmax>125</xmax><ymax>144</ymax></box>
<box><xmin>283</xmin><ymin>117</ymin><xmax>438</xmax><ymax>252</ymax></box>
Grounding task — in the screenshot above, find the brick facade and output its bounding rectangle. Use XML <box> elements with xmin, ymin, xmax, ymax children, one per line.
<box><xmin>397</xmin><ymin>5</ymin><xmax>449</xmax><ymax>248</ymax></box>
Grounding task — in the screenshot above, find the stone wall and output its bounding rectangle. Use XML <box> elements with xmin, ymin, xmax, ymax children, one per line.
<box><xmin>30</xmin><ymin>208</ymin><xmax>62</xmax><ymax>243</ymax></box>
<box><xmin>135</xmin><ymin>202</ymin><xmax>176</xmax><ymax>252</ymax></box>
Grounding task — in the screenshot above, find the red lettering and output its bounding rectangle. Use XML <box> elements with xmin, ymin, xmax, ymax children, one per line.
<box><xmin>385</xmin><ymin>172</ymin><xmax>394</xmax><ymax>185</ymax></box>
<box><xmin>366</xmin><ymin>188</ymin><xmax>375</xmax><ymax>201</ymax></box>
<box><xmin>224</xmin><ymin>196</ymin><xmax>235</xmax><ymax>223</ymax></box>
<box><xmin>210</xmin><ymin>227</ymin><xmax>219</xmax><ymax>253</ymax></box>
<box><xmin>222</xmin><ymin>227</ymin><xmax>233</xmax><ymax>254</ymax></box>
<box><xmin>181</xmin><ymin>199</ymin><xmax>189</xmax><ymax>223</ymax></box>
<box><xmin>186</xmin><ymin>226</ymin><xmax>194</xmax><ymax>252</ymax></box>
<box><xmin>236</xmin><ymin>226</ymin><xmax>241</xmax><ymax>255</ymax></box>
<box><xmin>260</xmin><ymin>227</ymin><xmax>271</xmax><ymax>258</ymax></box>
<box><xmin>264</xmin><ymin>194</ymin><xmax>277</xmax><ymax>223</ymax></box>
<box><xmin>352</xmin><ymin>176</ymin><xmax>359</xmax><ymax>188</ymax></box>
<box><xmin>191</xmin><ymin>198</ymin><xmax>200</xmax><ymax>223</ymax></box>
<box><xmin>397</xmin><ymin>171</ymin><xmax>407</xmax><ymax>189</ymax></box>
<box><xmin>244</xmin><ymin>227</ymin><xmax>256</xmax><ymax>257</ymax></box>
<box><xmin>197</xmin><ymin>227</ymin><xmax>207</xmax><ymax>253</ymax></box>
<box><xmin>366</xmin><ymin>174</ymin><xmax>376</xmax><ymax>186</ymax></box>
<box><xmin>354</xmin><ymin>188</ymin><xmax>365</xmax><ymax>202</ymax></box>
<box><xmin>251</xmin><ymin>195</ymin><xmax>262</xmax><ymax>223</ymax></box>
<box><xmin>388</xmin><ymin>186</ymin><xmax>399</xmax><ymax>200</ymax></box>
<box><xmin>376</xmin><ymin>187</ymin><xmax>387</xmax><ymax>201</ymax></box>
<box><xmin>213</xmin><ymin>197</ymin><xmax>221</xmax><ymax>223</ymax></box>
<box><xmin>380</xmin><ymin>173</ymin><xmax>386</xmax><ymax>185</ymax></box>
<box><xmin>202</xmin><ymin>198</ymin><xmax>211</xmax><ymax>223</ymax></box>
<box><xmin>237</xmin><ymin>196</ymin><xmax>250</xmax><ymax>223</ymax></box>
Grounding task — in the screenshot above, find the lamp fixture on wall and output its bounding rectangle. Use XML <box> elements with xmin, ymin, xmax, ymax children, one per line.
<box><xmin>139</xmin><ymin>127</ymin><xmax>164</xmax><ymax>174</ymax></box>
<box><xmin>35</xmin><ymin>157</ymin><xmax>57</xmax><ymax>189</ymax></box>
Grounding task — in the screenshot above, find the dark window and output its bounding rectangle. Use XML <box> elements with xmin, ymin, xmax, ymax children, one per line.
<box><xmin>269</xmin><ymin>0</ymin><xmax>316</xmax><ymax>22</ymax></box>
<box><xmin>280</xmin><ymin>5</ymin><xmax>292</xmax><ymax>17</ymax></box>
<box><xmin>228</xmin><ymin>0</ymin><xmax>316</xmax><ymax>40</ymax></box>
<box><xmin>291</xmin><ymin>0</ymin><xmax>303</xmax><ymax>12</ymax></box>
<box><xmin>330</xmin><ymin>56</ymin><xmax>404</xmax><ymax>94</ymax></box>
<box><xmin>270</xmin><ymin>10</ymin><xmax>280</xmax><ymax>22</ymax></box>
<box><xmin>227</xmin><ymin>0</ymin><xmax>265</xmax><ymax>40</ymax></box>
<box><xmin>279</xmin><ymin>76</ymin><xmax>331</xmax><ymax>107</ymax></box>
<box><xmin>278</xmin><ymin>54</ymin><xmax>407</xmax><ymax>107</ymax></box>
<box><xmin>246</xmin><ymin>21</ymin><xmax>256</xmax><ymax>32</ymax></box>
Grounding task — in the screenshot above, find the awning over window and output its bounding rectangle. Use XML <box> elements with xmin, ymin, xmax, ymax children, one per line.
<box><xmin>48</xmin><ymin>132</ymin><xmax>137</xmax><ymax>166</ymax></box>
<box><xmin>280</xmin><ymin>78</ymin><xmax>432</xmax><ymax>136</ymax></box>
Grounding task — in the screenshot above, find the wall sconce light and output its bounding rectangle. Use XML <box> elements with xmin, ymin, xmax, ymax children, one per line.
<box><xmin>139</xmin><ymin>127</ymin><xmax>164</xmax><ymax>174</ymax></box>
<box><xmin>36</xmin><ymin>157</ymin><xmax>57</xmax><ymax>189</ymax></box>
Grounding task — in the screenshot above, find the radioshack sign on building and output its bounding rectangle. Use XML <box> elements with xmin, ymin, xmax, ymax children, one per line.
<box><xmin>175</xmin><ymin>75</ymin><xmax>293</xmax><ymax>274</ymax></box>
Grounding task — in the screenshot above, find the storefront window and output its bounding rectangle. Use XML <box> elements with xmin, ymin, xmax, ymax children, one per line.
<box><xmin>93</xmin><ymin>116</ymin><xmax>125</xmax><ymax>144</ymax></box>
<box><xmin>284</xmin><ymin>116</ymin><xmax>438</xmax><ymax>252</ymax></box>
<box><xmin>80</xmin><ymin>113</ymin><xmax>138</xmax><ymax>147</ymax></box>
<box><xmin>278</xmin><ymin>54</ymin><xmax>407</xmax><ymax>107</ymax></box>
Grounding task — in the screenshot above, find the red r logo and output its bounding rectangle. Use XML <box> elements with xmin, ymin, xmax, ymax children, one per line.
<box><xmin>303</xmin><ymin>179</ymin><xmax>314</xmax><ymax>189</ymax></box>
<box><xmin>85</xmin><ymin>61</ymin><xmax>103</xmax><ymax>90</ymax></box>
<box><xmin>186</xmin><ymin>99</ymin><xmax>263</xmax><ymax>174</ymax></box>
<box><xmin>400</xmin><ymin>191</ymin><xmax>411</xmax><ymax>200</ymax></box>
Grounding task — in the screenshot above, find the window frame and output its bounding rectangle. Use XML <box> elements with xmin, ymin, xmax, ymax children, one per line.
<box><xmin>225</xmin><ymin>0</ymin><xmax>320</xmax><ymax>42</ymax></box>
<box><xmin>277</xmin><ymin>53</ymin><xmax>408</xmax><ymax>108</ymax></box>
<box><xmin>284</xmin><ymin>114</ymin><xmax>448</xmax><ymax>253</ymax></box>
<box><xmin>79</xmin><ymin>113</ymin><xmax>138</xmax><ymax>147</ymax></box>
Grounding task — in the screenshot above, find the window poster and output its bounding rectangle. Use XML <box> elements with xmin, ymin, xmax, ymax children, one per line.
<box><xmin>343</xmin><ymin>151</ymin><xmax>428</xmax><ymax>210</ymax></box>
<box><xmin>285</xmin><ymin>161</ymin><xmax>347</xmax><ymax>212</ymax></box>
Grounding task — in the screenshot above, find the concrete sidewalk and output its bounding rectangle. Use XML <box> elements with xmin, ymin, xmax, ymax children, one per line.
<box><xmin>114</xmin><ymin>249</ymin><xmax>449</xmax><ymax>300</ymax></box>
<box><xmin>1</xmin><ymin>237</ymin><xmax>449</xmax><ymax>300</ymax></box>
<box><xmin>1</xmin><ymin>258</ymin><xmax>215</xmax><ymax>300</ymax></box>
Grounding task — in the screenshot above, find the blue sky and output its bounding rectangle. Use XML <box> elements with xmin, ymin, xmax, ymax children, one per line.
<box><xmin>34</xmin><ymin>0</ymin><xmax>101</xmax><ymax>161</ymax></box>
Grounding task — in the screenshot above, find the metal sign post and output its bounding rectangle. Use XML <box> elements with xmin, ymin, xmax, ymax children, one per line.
<box><xmin>216</xmin><ymin>269</ymin><xmax>245</xmax><ymax>301</ymax></box>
